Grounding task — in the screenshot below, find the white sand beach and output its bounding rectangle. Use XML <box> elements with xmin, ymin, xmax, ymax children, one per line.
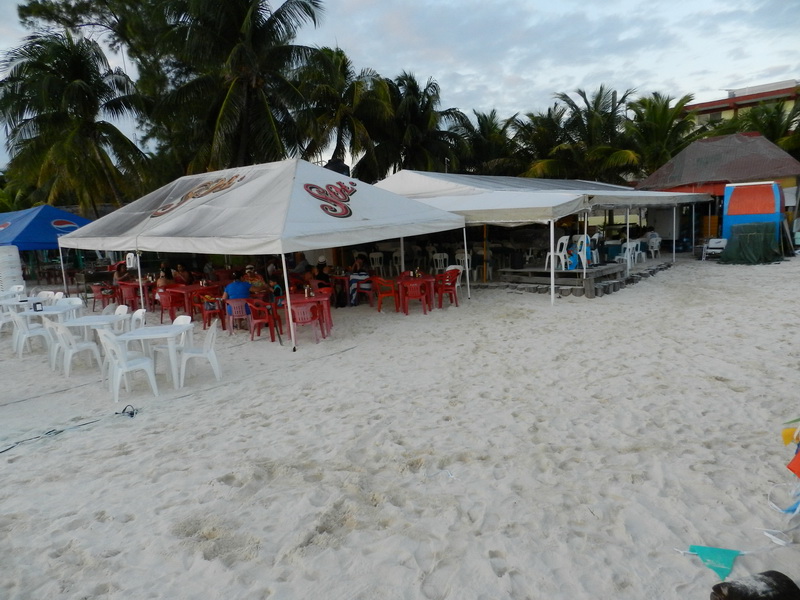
<box><xmin>2</xmin><ymin>256</ymin><xmax>799</xmax><ymax>599</ymax></box>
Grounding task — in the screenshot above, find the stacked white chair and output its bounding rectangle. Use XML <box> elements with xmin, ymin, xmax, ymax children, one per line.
<box><xmin>544</xmin><ymin>236</ymin><xmax>570</xmax><ymax>271</ymax></box>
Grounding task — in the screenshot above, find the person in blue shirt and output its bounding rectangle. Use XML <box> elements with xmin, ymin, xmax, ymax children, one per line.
<box><xmin>222</xmin><ymin>271</ymin><xmax>251</xmax><ymax>314</ymax></box>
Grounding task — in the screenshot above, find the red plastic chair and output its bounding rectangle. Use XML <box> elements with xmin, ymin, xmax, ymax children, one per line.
<box><xmin>157</xmin><ymin>289</ymin><xmax>183</xmax><ymax>323</ymax></box>
<box><xmin>224</xmin><ymin>298</ymin><xmax>249</xmax><ymax>334</ymax></box>
<box><xmin>118</xmin><ymin>282</ymin><xmax>141</xmax><ymax>311</ymax></box>
<box><xmin>246</xmin><ymin>298</ymin><xmax>282</xmax><ymax>342</ymax></box>
<box><xmin>435</xmin><ymin>269</ymin><xmax>460</xmax><ymax>309</ymax></box>
<box><xmin>400</xmin><ymin>280</ymin><xmax>427</xmax><ymax>315</ymax></box>
<box><xmin>290</xmin><ymin>303</ymin><xmax>325</xmax><ymax>343</ymax></box>
<box><xmin>191</xmin><ymin>291</ymin><xmax>225</xmax><ymax>330</ymax></box>
<box><xmin>373</xmin><ymin>277</ymin><xmax>399</xmax><ymax>312</ymax></box>
<box><xmin>91</xmin><ymin>283</ymin><xmax>115</xmax><ymax>311</ymax></box>
<box><xmin>355</xmin><ymin>277</ymin><xmax>374</xmax><ymax>306</ymax></box>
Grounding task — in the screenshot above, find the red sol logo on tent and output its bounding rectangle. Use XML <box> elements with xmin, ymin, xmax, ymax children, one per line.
<box><xmin>304</xmin><ymin>181</ymin><xmax>356</xmax><ymax>218</ymax></box>
<box><xmin>151</xmin><ymin>175</ymin><xmax>247</xmax><ymax>218</ymax></box>
<box><xmin>0</xmin><ymin>222</ymin><xmax>10</xmax><ymax>231</ymax></box>
<box><xmin>51</xmin><ymin>219</ymin><xmax>80</xmax><ymax>233</ymax></box>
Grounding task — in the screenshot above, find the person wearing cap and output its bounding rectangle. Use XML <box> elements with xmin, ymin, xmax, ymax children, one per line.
<box><xmin>314</xmin><ymin>256</ymin><xmax>332</xmax><ymax>288</ymax></box>
<box><xmin>241</xmin><ymin>263</ymin><xmax>266</xmax><ymax>289</ymax></box>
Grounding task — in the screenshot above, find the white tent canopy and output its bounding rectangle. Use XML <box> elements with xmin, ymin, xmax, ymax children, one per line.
<box><xmin>58</xmin><ymin>159</ymin><xmax>465</xmax><ymax>254</ymax></box>
<box><xmin>376</xmin><ymin>170</ymin><xmax>711</xmax><ymax>225</ymax></box>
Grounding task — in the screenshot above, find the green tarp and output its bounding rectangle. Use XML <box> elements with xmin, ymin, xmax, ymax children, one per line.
<box><xmin>719</xmin><ymin>222</ymin><xmax>783</xmax><ymax>265</ymax></box>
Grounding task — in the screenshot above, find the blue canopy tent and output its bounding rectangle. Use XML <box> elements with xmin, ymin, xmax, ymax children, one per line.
<box><xmin>0</xmin><ymin>205</ymin><xmax>92</xmax><ymax>289</ymax></box>
<box><xmin>0</xmin><ymin>205</ymin><xmax>91</xmax><ymax>250</ymax></box>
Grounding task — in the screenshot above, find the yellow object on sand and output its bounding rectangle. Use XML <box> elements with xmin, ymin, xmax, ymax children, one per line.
<box><xmin>781</xmin><ymin>428</ymin><xmax>799</xmax><ymax>445</ymax></box>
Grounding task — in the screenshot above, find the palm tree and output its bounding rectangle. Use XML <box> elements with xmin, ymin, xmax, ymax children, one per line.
<box><xmin>455</xmin><ymin>109</ymin><xmax>518</xmax><ymax>175</ymax></box>
<box><xmin>708</xmin><ymin>100</ymin><xmax>800</xmax><ymax>158</ymax></box>
<box><xmin>356</xmin><ymin>72</ymin><xmax>467</xmax><ymax>182</ymax></box>
<box><xmin>156</xmin><ymin>0</ymin><xmax>323</xmax><ymax>171</ymax></box>
<box><xmin>528</xmin><ymin>85</ymin><xmax>637</xmax><ymax>183</ymax></box>
<box><xmin>0</xmin><ymin>31</ymin><xmax>147</xmax><ymax>217</ymax></box>
<box><xmin>509</xmin><ymin>104</ymin><xmax>571</xmax><ymax>176</ymax></box>
<box><xmin>294</xmin><ymin>46</ymin><xmax>392</xmax><ymax>164</ymax></box>
<box><xmin>626</xmin><ymin>92</ymin><xmax>700</xmax><ymax>177</ymax></box>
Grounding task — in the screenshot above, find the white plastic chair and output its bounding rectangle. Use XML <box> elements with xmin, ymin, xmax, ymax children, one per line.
<box><xmin>648</xmin><ymin>237</ymin><xmax>661</xmax><ymax>259</ymax></box>
<box><xmin>368</xmin><ymin>252</ymin><xmax>385</xmax><ymax>277</ymax></box>
<box><xmin>130</xmin><ymin>308</ymin><xmax>146</xmax><ymax>330</ymax></box>
<box><xmin>702</xmin><ymin>238</ymin><xmax>727</xmax><ymax>260</ymax></box>
<box><xmin>41</xmin><ymin>317</ymin><xmax>64</xmax><ymax>371</ymax></box>
<box><xmin>575</xmin><ymin>236</ymin><xmax>591</xmax><ymax>269</ymax></box>
<box><xmin>9</xmin><ymin>311</ymin><xmax>49</xmax><ymax>358</ymax></box>
<box><xmin>101</xmin><ymin>302</ymin><xmax>118</xmax><ymax>315</ymax></box>
<box><xmin>614</xmin><ymin>242</ymin><xmax>635</xmax><ymax>269</ymax></box>
<box><xmin>544</xmin><ymin>236</ymin><xmax>569</xmax><ymax>270</ymax></box>
<box><xmin>36</xmin><ymin>290</ymin><xmax>56</xmax><ymax>305</ymax></box>
<box><xmin>432</xmin><ymin>252</ymin><xmax>449</xmax><ymax>274</ymax></box>
<box><xmin>97</xmin><ymin>329</ymin><xmax>159</xmax><ymax>403</ymax></box>
<box><xmin>445</xmin><ymin>264</ymin><xmax>465</xmax><ymax>290</ymax></box>
<box><xmin>56</xmin><ymin>297</ymin><xmax>86</xmax><ymax>319</ymax></box>
<box><xmin>10</xmin><ymin>284</ymin><xmax>25</xmax><ymax>298</ymax></box>
<box><xmin>53</xmin><ymin>321</ymin><xmax>102</xmax><ymax>377</ymax></box>
<box><xmin>392</xmin><ymin>250</ymin><xmax>403</xmax><ymax>276</ymax></box>
<box><xmin>0</xmin><ymin>304</ymin><xmax>14</xmax><ymax>335</ymax></box>
<box><xmin>112</xmin><ymin>304</ymin><xmax>130</xmax><ymax>333</ymax></box>
<box><xmin>52</xmin><ymin>291</ymin><xmax>64</xmax><ymax>302</ymax></box>
<box><xmin>455</xmin><ymin>252</ymin><xmax>472</xmax><ymax>280</ymax></box>
<box><xmin>179</xmin><ymin>319</ymin><xmax>222</xmax><ymax>387</ymax></box>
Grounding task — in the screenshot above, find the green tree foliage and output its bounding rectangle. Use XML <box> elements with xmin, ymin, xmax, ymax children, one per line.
<box><xmin>626</xmin><ymin>92</ymin><xmax>701</xmax><ymax>177</ymax></box>
<box><xmin>0</xmin><ymin>31</ymin><xmax>146</xmax><ymax>217</ymax></box>
<box><xmin>355</xmin><ymin>72</ymin><xmax>467</xmax><ymax>183</ymax></box>
<box><xmin>454</xmin><ymin>109</ymin><xmax>519</xmax><ymax>175</ymax></box>
<box><xmin>294</xmin><ymin>46</ymin><xmax>392</xmax><ymax>164</ymax></box>
<box><xmin>526</xmin><ymin>85</ymin><xmax>637</xmax><ymax>183</ymax></box>
<box><xmin>156</xmin><ymin>0</ymin><xmax>323</xmax><ymax>171</ymax></box>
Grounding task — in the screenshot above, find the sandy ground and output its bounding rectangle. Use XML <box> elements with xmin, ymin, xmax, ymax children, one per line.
<box><xmin>2</xmin><ymin>255</ymin><xmax>799</xmax><ymax>599</ymax></box>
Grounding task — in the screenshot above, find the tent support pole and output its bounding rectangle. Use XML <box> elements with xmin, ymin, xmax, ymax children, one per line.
<box><xmin>672</xmin><ymin>206</ymin><xmax>677</xmax><ymax>262</ymax></box>
<box><xmin>136</xmin><ymin>249</ymin><xmax>145</xmax><ymax>311</ymax></box>
<box><xmin>58</xmin><ymin>243</ymin><xmax>69</xmax><ymax>296</ymax></box>
<box><xmin>462</xmin><ymin>227</ymin><xmax>471</xmax><ymax>299</ymax></box>
<box><xmin>625</xmin><ymin>208</ymin><xmax>631</xmax><ymax>278</ymax></box>
<box><xmin>281</xmin><ymin>253</ymin><xmax>297</xmax><ymax>351</ymax></box>
<box><xmin>691</xmin><ymin>204</ymin><xmax>696</xmax><ymax>257</ymax></box>
<box><xmin>400</xmin><ymin>237</ymin><xmax>405</xmax><ymax>274</ymax></box>
<box><xmin>549</xmin><ymin>219</ymin><xmax>555</xmax><ymax>306</ymax></box>
<box><xmin>582</xmin><ymin>211</ymin><xmax>588</xmax><ymax>277</ymax></box>
<box><xmin>483</xmin><ymin>224</ymin><xmax>488</xmax><ymax>282</ymax></box>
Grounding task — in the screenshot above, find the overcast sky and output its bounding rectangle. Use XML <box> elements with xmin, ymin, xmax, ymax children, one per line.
<box><xmin>1</xmin><ymin>0</ymin><xmax>798</xmax><ymax>169</ymax></box>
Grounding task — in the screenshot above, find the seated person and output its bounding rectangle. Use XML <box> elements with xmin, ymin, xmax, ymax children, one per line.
<box><xmin>156</xmin><ymin>267</ymin><xmax>174</xmax><ymax>288</ymax></box>
<box><xmin>173</xmin><ymin>263</ymin><xmax>194</xmax><ymax>284</ymax></box>
<box><xmin>267</xmin><ymin>276</ymin><xmax>285</xmax><ymax>307</ymax></box>
<box><xmin>202</xmin><ymin>259</ymin><xmax>218</xmax><ymax>281</ymax></box>
<box><xmin>222</xmin><ymin>271</ymin><xmax>252</xmax><ymax>316</ymax></box>
<box><xmin>291</xmin><ymin>252</ymin><xmax>309</xmax><ymax>274</ymax></box>
<box><xmin>313</xmin><ymin>256</ymin><xmax>332</xmax><ymax>288</ymax></box>
<box><xmin>241</xmin><ymin>264</ymin><xmax>267</xmax><ymax>290</ymax></box>
<box><xmin>113</xmin><ymin>263</ymin><xmax>133</xmax><ymax>285</ymax></box>
<box><xmin>348</xmin><ymin>256</ymin><xmax>371</xmax><ymax>305</ymax></box>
